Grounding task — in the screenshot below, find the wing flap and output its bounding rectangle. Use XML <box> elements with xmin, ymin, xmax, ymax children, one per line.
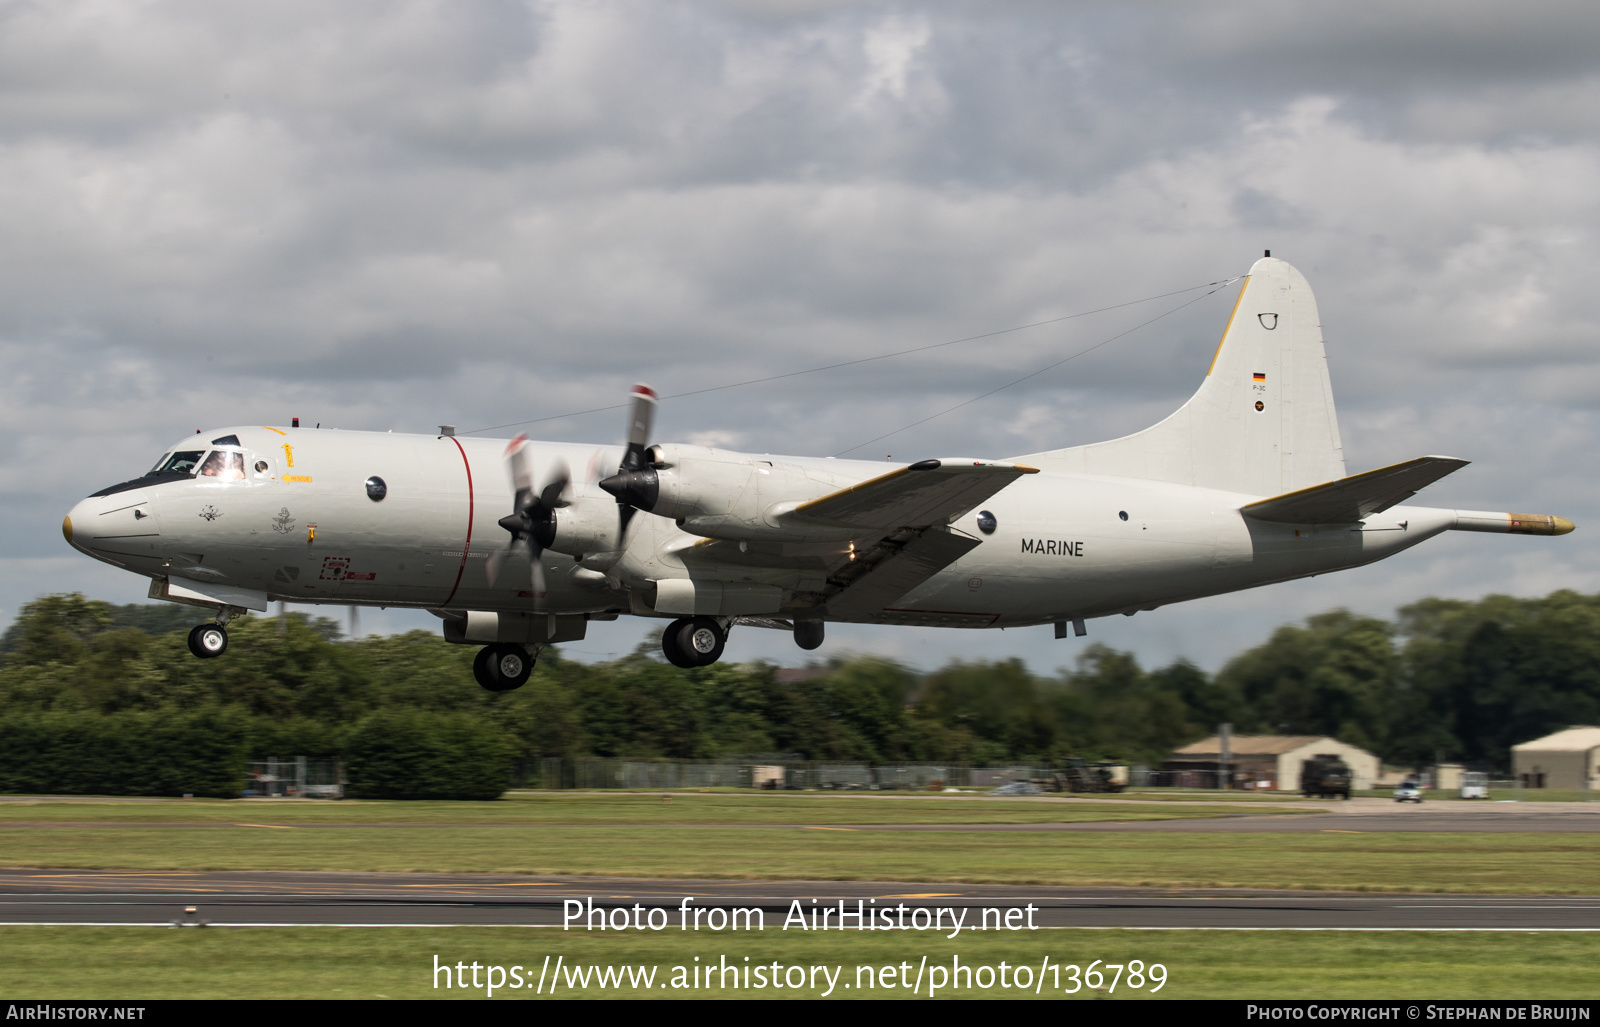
<box><xmin>823</xmin><ymin>526</ymin><xmax>982</xmax><ymax>619</ymax></box>
<box><xmin>786</xmin><ymin>459</ymin><xmax>1037</xmax><ymax>532</ymax></box>
<box><xmin>1243</xmin><ymin>455</ymin><xmax>1469</xmax><ymax>524</ymax></box>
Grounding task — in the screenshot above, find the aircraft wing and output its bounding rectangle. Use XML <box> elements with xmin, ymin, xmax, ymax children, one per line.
<box><xmin>781</xmin><ymin>458</ymin><xmax>1038</xmax><ymax>532</ymax></box>
<box><xmin>1242</xmin><ymin>456</ymin><xmax>1470</xmax><ymax>524</ymax></box>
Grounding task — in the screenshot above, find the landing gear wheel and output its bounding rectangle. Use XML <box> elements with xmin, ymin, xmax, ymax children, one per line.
<box><xmin>187</xmin><ymin>623</ymin><xmax>228</xmax><ymax>659</ymax></box>
<box><xmin>675</xmin><ymin>616</ymin><xmax>726</xmax><ymax>667</ymax></box>
<box><xmin>661</xmin><ymin>619</ymin><xmax>698</xmax><ymax>669</ymax></box>
<box><xmin>473</xmin><ymin>643</ymin><xmax>534</xmax><ymax>692</ymax></box>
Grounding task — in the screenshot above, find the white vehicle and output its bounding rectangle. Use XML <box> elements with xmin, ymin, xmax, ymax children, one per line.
<box><xmin>1395</xmin><ymin>780</ymin><xmax>1424</xmax><ymax>803</ymax></box>
<box><xmin>62</xmin><ymin>257</ymin><xmax>1574</xmax><ymax>692</ymax></box>
<box><xmin>1460</xmin><ymin>771</ymin><xmax>1489</xmax><ymax>799</ymax></box>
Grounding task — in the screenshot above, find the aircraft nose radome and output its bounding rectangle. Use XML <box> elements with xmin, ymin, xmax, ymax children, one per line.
<box><xmin>63</xmin><ymin>497</ymin><xmax>100</xmax><ymax>550</ymax></box>
<box><xmin>1554</xmin><ymin>516</ymin><xmax>1576</xmax><ymax>535</ymax></box>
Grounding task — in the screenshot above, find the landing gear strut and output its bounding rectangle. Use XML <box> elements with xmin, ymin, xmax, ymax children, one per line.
<box><xmin>661</xmin><ymin>616</ymin><xmax>727</xmax><ymax>668</ymax></box>
<box><xmin>473</xmin><ymin>643</ymin><xmax>537</xmax><ymax>692</ymax></box>
<box><xmin>186</xmin><ymin>623</ymin><xmax>228</xmax><ymax>659</ymax></box>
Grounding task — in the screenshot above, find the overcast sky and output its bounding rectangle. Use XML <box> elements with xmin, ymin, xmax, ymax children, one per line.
<box><xmin>7</xmin><ymin>1</ymin><xmax>1600</xmax><ymax>674</ymax></box>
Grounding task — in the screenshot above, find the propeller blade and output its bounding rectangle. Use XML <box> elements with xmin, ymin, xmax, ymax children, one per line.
<box><xmin>505</xmin><ymin>434</ymin><xmax>534</xmax><ymax>496</ymax></box>
<box><xmin>530</xmin><ymin>549</ymin><xmax>547</xmax><ymax>612</ymax></box>
<box><xmin>486</xmin><ymin>544</ymin><xmax>513</xmax><ymax>586</ymax></box>
<box><xmin>621</xmin><ymin>384</ymin><xmax>657</xmax><ymax>471</ymax></box>
<box><xmin>539</xmin><ymin>458</ymin><xmax>571</xmax><ymax>510</ymax></box>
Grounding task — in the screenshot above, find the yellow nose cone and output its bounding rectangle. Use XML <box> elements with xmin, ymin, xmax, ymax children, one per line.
<box><xmin>1553</xmin><ymin>516</ymin><xmax>1576</xmax><ymax>535</ymax></box>
<box><xmin>62</xmin><ymin>516</ymin><xmax>72</xmax><ymax>543</ymax></box>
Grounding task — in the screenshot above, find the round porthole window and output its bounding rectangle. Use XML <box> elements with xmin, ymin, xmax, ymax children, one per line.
<box><xmin>1118</xmin><ymin>511</ymin><xmax>1129</xmax><ymax>521</ymax></box>
<box><xmin>976</xmin><ymin>510</ymin><xmax>997</xmax><ymax>535</ymax></box>
<box><xmin>365</xmin><ymin>476</ymin><xmax>388</xmax><ymax>502</ymax></box>
<box><xmin>254</xmin><ymin>460</ymin><xmax>268</xmax><ymax>474</ymax></box>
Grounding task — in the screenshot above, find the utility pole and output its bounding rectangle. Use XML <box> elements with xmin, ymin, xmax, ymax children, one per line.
<box><xmin>1218</xmin><ymin>722</ymin><xmax>1232</xmax><ymax>791</ymax></box>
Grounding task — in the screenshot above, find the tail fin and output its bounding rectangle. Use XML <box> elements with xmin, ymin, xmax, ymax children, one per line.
<box><xmin>1013</xmin><ymin>256</ymin><xmax>1345</xmax><ymax>497</ymax></box>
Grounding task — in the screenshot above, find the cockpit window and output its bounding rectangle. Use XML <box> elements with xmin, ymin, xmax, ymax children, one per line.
<box><xmin>211</xmin><ymin>434</ymin><xmax>241</xmax><ymax>447</ymax></box>
<box><xmin>155</xmin><ymin>451</ymin><xmax>205</xmax><ymax>475</ymax></box>
<box><xmin>198</xmin><ymin>450</ymin><xmax>245</xmax><ymax>480</ymax></box>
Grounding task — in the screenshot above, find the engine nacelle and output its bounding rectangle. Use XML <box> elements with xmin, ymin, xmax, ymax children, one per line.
<box><xmin>602</xmin><ymin>444</ymin><xmax>858</xmax><ymax>542</ymax></box>
<box><xmin>534</xmin><ymin>486</ymin><xmax>625</xmax><ymax>556</ymax></box>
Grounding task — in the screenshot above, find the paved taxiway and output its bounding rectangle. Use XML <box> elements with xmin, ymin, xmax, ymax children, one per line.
<box><xmin>1</xmin><ymin>870</ymin><xmax>1595</xmax><ymax>930</ymax></box>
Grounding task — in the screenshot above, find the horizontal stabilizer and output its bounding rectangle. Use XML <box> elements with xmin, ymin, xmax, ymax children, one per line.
<box><xmin>784</xmin><ymin>459</ymin><xmax>1037</xmax><ymax>532</ymax></box>
<box><xmin>1242</xmin><ymin>456</ymin><xmax>1470</xmax><ymax>524</ymax></box>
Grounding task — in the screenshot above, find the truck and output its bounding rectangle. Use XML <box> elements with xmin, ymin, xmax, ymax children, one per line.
<box><xmin>1300</xmin><ymin>754</ymin><xmax>1352</xmax><ymax>799</ymax></box>
<box><xmin>1038</xmin><ymin>758</ymin><xmax>1129</xmax><ymax>794</ymax></box>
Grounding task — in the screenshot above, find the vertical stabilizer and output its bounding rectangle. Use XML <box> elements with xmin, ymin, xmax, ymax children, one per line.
<box><xmin>1014</xmin><ymin>257</ymin><xmax>1345</xmax><ymax>497</ymax></box>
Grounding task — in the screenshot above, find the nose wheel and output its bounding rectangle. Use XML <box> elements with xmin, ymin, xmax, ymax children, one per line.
<box><xmin>661</xmin><ymin>616</ymin><xmax>726</xmax><ymax>668</ymax></box>
<box><xmin>186</xmin><ymin>623</ymin><xmax>229</xmax><ymax>659</ymax></box>
<box><xmin>473</xmin><ymin>643</ymin><xmax>536</xmax><ymax>692</ymax></box>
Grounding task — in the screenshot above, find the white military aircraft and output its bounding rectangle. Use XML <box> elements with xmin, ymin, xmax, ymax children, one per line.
<box><xmin>63</xmin><ymin>256</ymin><xmax>1573</xmax><ymax>691</ymax></box>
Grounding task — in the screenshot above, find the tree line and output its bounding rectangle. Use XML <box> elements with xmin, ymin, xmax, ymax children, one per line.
<box><xmin>0</xmin><ymin>589</ymin><xmax>1597</xmax><ymax>796</ymax></box>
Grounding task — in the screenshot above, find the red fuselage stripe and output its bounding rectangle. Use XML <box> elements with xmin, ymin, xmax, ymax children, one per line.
<box><xmin>443</xmin><ymin>436</ymin><xmax>474</xmax><ymax>606</ymax></box>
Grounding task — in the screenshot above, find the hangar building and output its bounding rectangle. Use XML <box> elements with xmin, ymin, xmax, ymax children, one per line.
<box><xmin>1165</xmin><ymin>735</ymin><xmax>1380</xmax><ymax>792</ymax></box>
<box><xmin>1511</xmin><ymin>726</ymin><xmax>1600</xmax><ymax>790</ymax></box>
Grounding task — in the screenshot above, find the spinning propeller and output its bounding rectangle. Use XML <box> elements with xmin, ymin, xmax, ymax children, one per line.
<box><xmin>486</xmin><ymin>434</ymin><xmax>569</xmax><ymax>607</ymax></box>
<box><xmin>489</xmin><ymin>383</ymin><xmax>660</xmax><ymax>605</ymax></box>
<box><xmin>600</xmin><ymin>384</ymin><xmax>660</xmax><ymax>536</ymax></box>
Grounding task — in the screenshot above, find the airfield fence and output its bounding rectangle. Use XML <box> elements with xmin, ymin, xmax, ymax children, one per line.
<box><xmin>515</xmin><ymin>759</ymin><xmax>1051</xmax><ymax>791</ymax></box>
<box><xmin>243</xmin><ymin>757</ymin><xmax>343</xmax><ymax>798</ymax></box>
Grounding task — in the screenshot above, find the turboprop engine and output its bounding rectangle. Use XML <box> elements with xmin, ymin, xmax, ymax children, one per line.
<box><xmin>601</xmin><ymin>443</ymin><xmax>860</xmax><ymax>542</ymax></box>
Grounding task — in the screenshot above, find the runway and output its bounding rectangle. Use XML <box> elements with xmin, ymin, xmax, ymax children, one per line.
<box><xmin>1</xmin><ymin>870</ymin><xmax>1595</xmax><ymax>930</ymax></box>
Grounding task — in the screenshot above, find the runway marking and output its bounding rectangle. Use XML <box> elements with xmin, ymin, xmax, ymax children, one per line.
<box><xmin>391</xmin><ymin>882</ymin><xmax>564</xmax><ymax>889</ymax></box>
<box><xmin>15</xmin><ymin>873</ymin><xmax>203</xmax><ymax>879</ymax></box>
<box><xmin>803</xmin><ymin>827</ymin><xmax>856</xmax><ymax>831</ymax></box>
<box><xmin>236</xmin><ymin>824</ymin><xmax>297</xmax><ymax>830</ymax></box>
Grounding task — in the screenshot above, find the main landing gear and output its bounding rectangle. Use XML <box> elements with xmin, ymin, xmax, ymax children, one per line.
<box><xmin>661</xmin><ymin>616</ymin><xmax>727</xmax><ymax>669</ymax></box>
<box><xmin>473</xmin><ymin>643</ymin><xmax>537</xmax><ymax>692</ymax></box>
<box><xmin>186</xmin><ymin>608</ymin><xmax>240</xmax><ymax>659</ymax></box>
<box><xmin>186</xmin><ymin>623</ymin><xmax>228</xmax><ymax>659</ymax></box>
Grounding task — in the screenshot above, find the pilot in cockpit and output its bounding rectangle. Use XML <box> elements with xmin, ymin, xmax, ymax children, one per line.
<box><xmin>197</xmin><ymin>449</ymin><xmax>246</xmax><ymax>479</ymax></box>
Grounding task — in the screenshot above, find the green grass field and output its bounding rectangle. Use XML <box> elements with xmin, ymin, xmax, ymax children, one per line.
<box><xmin>0</xmin><ymin>795</ymin><xmax>1595</xmax><ymax>893</ymax></box>
<box><xmin>2</xmin><ymin>926</ymin><xmax>1593</xmax><ymax>1000</ymax></box>
<box><xmin>0</xmin><ymin>791</ymin><xmax>1295</xmax><ymax>825</ymax></box>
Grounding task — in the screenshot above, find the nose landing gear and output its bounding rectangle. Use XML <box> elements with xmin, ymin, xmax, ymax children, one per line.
<box><xmin>473</xmin><ymin>643</ymin><xmax>538</xmax><ymax>692</ymax></box>
<box><xmin>661</xmin><ymin>616</ymin><xmax>727</xmax><ymax>668</ymax></box>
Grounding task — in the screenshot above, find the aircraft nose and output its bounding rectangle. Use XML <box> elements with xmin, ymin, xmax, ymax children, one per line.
<box><xmin>63</xmin><ymin>497</ymin><xmax>97</xmax><ymax>550</ymax></box>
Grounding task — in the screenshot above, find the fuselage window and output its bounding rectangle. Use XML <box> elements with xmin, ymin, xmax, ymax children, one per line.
<box><xmin>157</xmin><ymin>451</ymin><xmax>205</xmax><ymax>475</ymax></box>
<box><xmin>198</xmin><ymin>450</ymin><xmax>246</xmax><ymax>480</ymax></box>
